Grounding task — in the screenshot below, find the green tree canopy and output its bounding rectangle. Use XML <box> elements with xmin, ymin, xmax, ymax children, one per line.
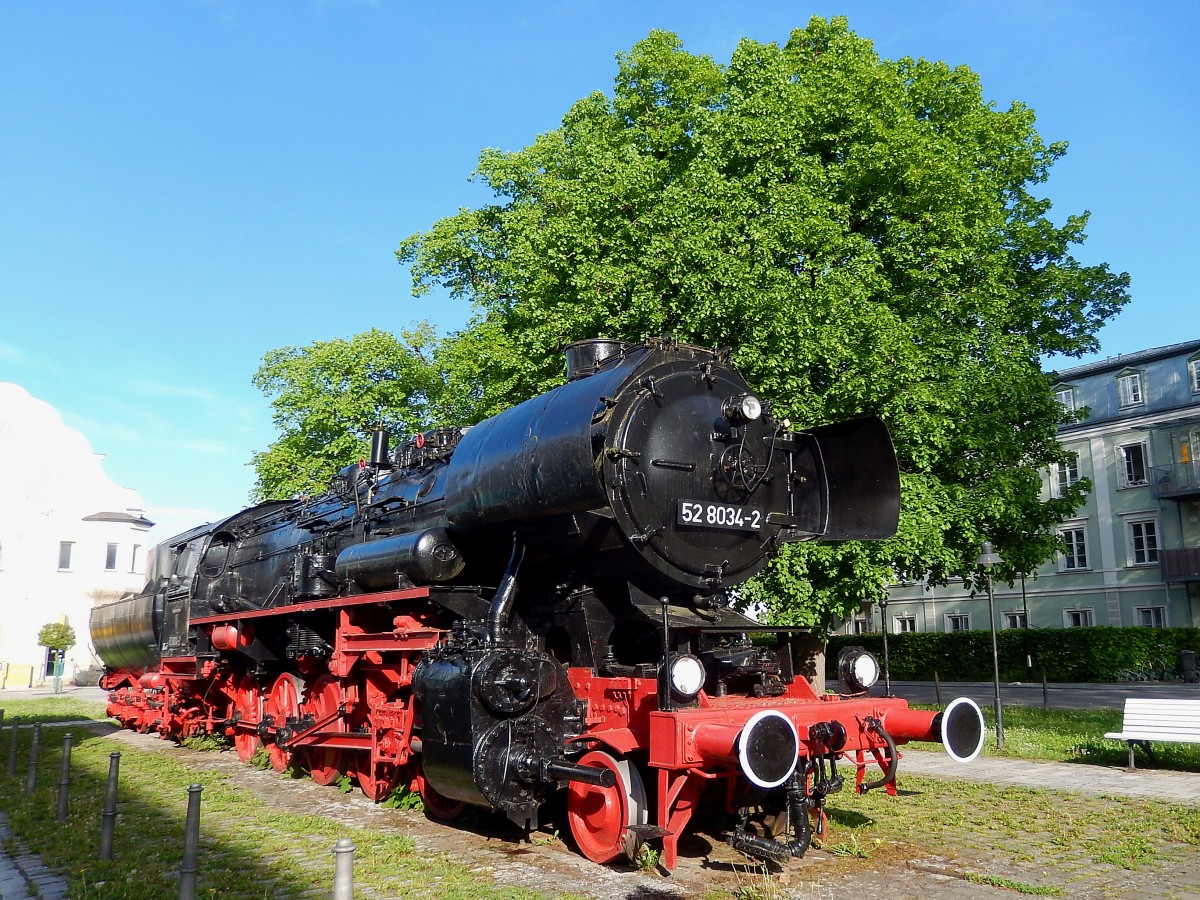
<box><xmin>251</xmin><ymin>325</ymin><xmax>447</xmax><ymax>500</ymax></box>
<box><xmin>37</xmin><ymin>622</ymin><xmax>76</xmax><ymax>652</ymax></box>
<box><xmin>395</xmin><ymin>18</ymin><xmax>1128</xmax><ymax>625</ymax></box>
<box><xmin>256</xmin><ymin>18</ymin><xmax>1129</xmax><ymax>627</ymax></box>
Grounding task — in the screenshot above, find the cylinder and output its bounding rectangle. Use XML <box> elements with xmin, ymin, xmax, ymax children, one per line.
<box><xmin>565</xmin><ymin>338</ymin><xmax>629</xmax><ymax>380</ymax></box>
<box><xmin>179</xmin><ymin>784</ymin><xmax>202</xmax><ymax>900</ymax></box>
<box><xmin>24</xmin><ymin>723</ymin><xmax>41</xmax><ymax>795</ymax></box>
<box><xmin>335</xmin><ymin>528</ymin><xmax>464</xmax><ymax>590</ymax></box>
<box><xmin>692</xmin><ymin>710</ymin><xmax>800</xmax><ymax>790</ymax></box>
<box><xmin>55</xmin><ymin>732</ymin><xmax>72</xmax><ymax>821</ymax></box>
<box><xmin>332</xmin><ymin>837</ymin><xmax>355</xmax><ymax>900</ymax></box>
<box><xmin>882</xmin><ymin>697</ymin><xmax>984</xmax><ymax>763</ymax></box>
<box><xmin>100</xmin><ymin>752</ymin><xmax>120</xmax><ymax>860</ymax></box>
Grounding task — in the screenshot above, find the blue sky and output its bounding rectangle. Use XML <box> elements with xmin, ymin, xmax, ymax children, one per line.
<box><xmin>1</xmin><ymin>1</ymin><xmax>1196</xmax><ymax>543</ymax></box>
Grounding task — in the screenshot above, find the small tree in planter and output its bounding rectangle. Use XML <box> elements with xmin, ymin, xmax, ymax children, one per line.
<box><xmin>38</xmin><ymin>622</ymin><xmax>76</xmax><ymax>691</ymax></box>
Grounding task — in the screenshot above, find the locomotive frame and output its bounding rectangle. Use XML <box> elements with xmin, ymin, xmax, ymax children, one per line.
<box><xmin>93</xmin><ymin>338</ymin><xmax>984</xmax><ymax>869</ymax></box>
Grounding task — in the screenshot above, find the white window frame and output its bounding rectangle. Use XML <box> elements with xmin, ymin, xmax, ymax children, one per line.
<box><xmin>1135</xmin><ymin>606</ymin><xmax>1167</xmax><ymax>628</ymax></box>
<box><xmin>1117</xmin><ymin>440</ymin><xmax>1150</xmax><ymax>488</ymax></box>
<box><xmin>894</xmin><ymin>615</ymin><xmax>917</xmax><ymax>634</ymax></box>
<box><xmin>1054</xmin><ymin>384</ymin><xmax>1076</xmax><ymax>413</ymax></box>
<box><xmin>1053</xmin><ymin>452</ymin><xmax>1081</xmax><ymax>498</ymax></box>
<box><xmin>1064</xmin><ymin>608</ymin><xmax>1095</xmax><ymax>628</ymax></box>
<box><xmin>1125</xmin><ymin>516</ymin><xmax>1160</xmax><ymax>566</ymax></box>
<box><xmin>852</xmin><ymin>617</ymin><xmax>872</xmax><ymax>635</ymax></box>
<box><xmin>1117</xmin><ymin>369</ymin><xmax>1144</xmax><ymax>408</ymax></box>
<box><xmin>1059</xmin><ymin>524</ymin><xmax>1089</xmax><ymax>571</ymax></box>
<box><xmin>1003</xmin><ymin>611</ymin><xmax>1028</xmax><ymax>629</ymax></box>
<box><xmin>1189</xmin><ymin>356</ymin><xmax>1200</xmax><ymax>395</ymax></box>
<box><xmin>57</xmin><ymin>541</ymin><xmax>73</xmax><ymax>571</ymax></box>
<box><xmin>945</xmin><ymin>612</ymin><xmax>970</xmax><ymax>632</ymax></box>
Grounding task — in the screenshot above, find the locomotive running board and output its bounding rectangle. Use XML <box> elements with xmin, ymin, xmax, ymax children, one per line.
<box><xmin>189</xmin><ymin>586</ymin><xmax>434</xmax><ymax>625</ymax></box>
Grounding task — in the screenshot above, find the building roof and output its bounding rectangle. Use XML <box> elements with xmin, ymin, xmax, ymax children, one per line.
<box><xmin>1051</xmin><ymin>339</ymin><xmax>1200</xmax><ymax>382</ymax></box>
<box><xmin>82</xmin><ymin>511</ymin><xmax>156</xmax><ymax>528</ymax></box>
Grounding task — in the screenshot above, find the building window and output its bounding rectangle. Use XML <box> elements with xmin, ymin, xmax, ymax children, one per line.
<box><xmin>1054</xmin><ymin>453</ymin><xmax>1080</xmax><ymax>497</ymax></box>
<box><xmin>894</xmin><ymin>615</ymin><xmax>916</xmax><ymax>633</ymax></box>
<box><xmin>57</xmin><ymin>541</ymin><xmax>73</xmax><ymax>571</ymax></box>
<box><xmin>852</xmin><ymin>617</ymin><xmax>872</xmax><ymax>635</ymax></box>
<box><xmin>1065</xmin><ymin>608</ymin><xmax>1094</xmax><ymax>627</ymax></box>
<box><xmin>1136</xmin><ymin>606</ymin><xmax>1166</xmax><ymax>628</ymax></box>
<box><xmin>105</xmin><ymin>543</ymin><xmax>118</xmax><ymax>571</ymax></box>
<box><xmin>130</xmin><ymin>544</ymin><xmax>142</xmax><ymax>573</ymax></box>
<box><xmin>1117</xmin><ymin>370</ymin><xmax>1144</xmax><ymax>408</ymax></box>
<box><xmin>1060</xmin><ymin>526</ymin><xmax>1089</xmax><ymax>570</ymax></box>
<box><xmin>1054</xmin><ymin>385</ymin><xmax>1076</xmax><ymax>413</ymax></box>
<box><xmin>1190</xmin><ymin>357</ymin><xmax>1200</xmax><ymax>394</ymax></box>
<box><xmin>1003</xmin><ymin>612</ymin><xmax>1028</xmax><ymax>629</ymax></box>
<box><xmin>1126</xmin><ymin>518</ymin><xmax>1159</xmax><ymax>565</ymax></box>
<box><xmin>1117</xmin><ymin>441</ymin><xmax>1149</xmax><ymax>488</ymax></box>
<box><xmin>946</xmin><ymin>613</ymin><xmax>970</xmax><ymax>632</ymax></box>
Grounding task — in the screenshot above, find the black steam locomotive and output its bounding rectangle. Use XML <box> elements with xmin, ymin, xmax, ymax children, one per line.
<box><xmin>92</xmin><ymin>338</ymin><xmax>982</xmax><ymax>869</ymax></box>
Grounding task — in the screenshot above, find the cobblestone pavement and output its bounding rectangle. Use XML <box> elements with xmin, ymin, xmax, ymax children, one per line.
<box><xmin>0</xmin><ymin>815</ymin><xmax>68</xmax><ymax>900</ymax></box>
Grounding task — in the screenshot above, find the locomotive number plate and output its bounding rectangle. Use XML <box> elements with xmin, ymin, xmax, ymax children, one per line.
<box><xmin>676</xmin><ymin>500</ymin><xmax>763</xmax><ymax>531</ymax></box>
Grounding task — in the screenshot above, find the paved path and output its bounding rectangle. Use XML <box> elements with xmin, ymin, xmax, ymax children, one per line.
<box><xmin>0</xmin><ymin>815</ymin><xmax>68</xmax><ymax>900</ymax></box>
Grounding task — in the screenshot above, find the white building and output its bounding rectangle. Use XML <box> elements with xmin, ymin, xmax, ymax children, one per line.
<box><xmin>0</xmin><ymin>383</ymin><xmax>153</xmax><ymax>688</ymax></box>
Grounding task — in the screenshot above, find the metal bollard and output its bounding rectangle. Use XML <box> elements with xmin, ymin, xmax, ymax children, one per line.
<box><xmin>0</xmin><ymin>708</ymin><xmax>5</xmax><ymax>731</ymax></box>
<box><xmin>99</xmin><ymin>752</ymin><xmax>121</xmax><ymax>860</ymax></box>
<box><xmin>1042</xmin><ymin>671</ymin><xmax>1050</xmax><ymax>709</ymax></box>
<box><xmin>934</xmin><ymin>671</ymin><xmax>942</xmax><ymax>706</ymax></box>
<box><xmin>24</xmin><ymin>723</ymin><xmax>42</xmax><ymax>795</ymax></box>
<box><xmin>179</xmin><ymin>783</ymin><xmax>202</xmax><ymax>900</ymax></box>
<box><xmin>332</xmin><ymin>837</ymin><xmax>355</xmax><ymax>900</ymax></box>
<box><xmin>56</xmin><ymin>733</ymin><xmax>73</xmax><ymax>821</ymax></box>
<box><xmin>6</xmin><ymin>720</ymin><xmax>17</xmax><ymax>778</ymax></box>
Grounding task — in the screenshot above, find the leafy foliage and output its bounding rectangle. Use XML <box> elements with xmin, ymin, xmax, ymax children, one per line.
<box><xmin>253</xmin><ymin>17</ymin><xmax>1128</xmax><ymax>626</ymax></box>
<box><xmin>36</xmin><ymin>622</ymin><xmax>75</xmax><ymax>651</ymax></box>
<box><xmin>251</xmin><ymin>324</ymin><xmax>447</xmax><ymax>500</ymax></box>
<box><xmin>394</xmin><ymin>18</ymin><xmax>1127</xmax><ymax>625</ymax></box>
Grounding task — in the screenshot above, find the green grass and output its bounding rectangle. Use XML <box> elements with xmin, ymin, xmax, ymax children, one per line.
<box><xmin>909</xmin><ymin>703</ymin><xmax>1200</xmax><ymax>770</ymax></box>
<box><xmin>0</xmin><ymin>712</ymin><xmax>569</xmax><ymax>900</ymax></box>
<box><xmin>0</xmin><ymin>696</ymin><xmax>109</xmax><ymax>724</ymax></box>
<box><xmin>4</xmin><ymin>697</ymin><xmax>1200</xmax><ymax>899</ymax></box>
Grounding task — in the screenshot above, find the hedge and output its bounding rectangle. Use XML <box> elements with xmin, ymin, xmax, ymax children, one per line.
<box><xmin>826</xmin><ymin>626</ymin><xmax>1200</xmax><ymax>683</ymax></box>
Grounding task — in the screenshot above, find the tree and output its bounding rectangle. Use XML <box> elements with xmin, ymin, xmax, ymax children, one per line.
<box><xmin>37</xmin><ymin>622</ymin><xmax>76</xmax><ymax>653</ymax></box>
<box><xmin>393</xmin><ymin>18</ymin><xmax>1128</xmax><ymax>627</ymax></box>
<box><xmin>251</xmin><ymin>325</ymin><xmax>449</xmax><ymax>500</ymax></box>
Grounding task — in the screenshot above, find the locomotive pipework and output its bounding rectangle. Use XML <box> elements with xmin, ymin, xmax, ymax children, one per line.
<box><xmin>91</xmin><ymin>337</ymin><xmax>982</xmax><ymax>870</ymax></box>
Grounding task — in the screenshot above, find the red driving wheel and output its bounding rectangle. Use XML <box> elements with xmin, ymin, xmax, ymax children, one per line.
<box><xmin>416</xmin><ymin>772</ymin><xmax>466</xmax><ymax>821</ymax></box>
<box><xmin>232</xmin><ymin>674</ymin><xmax>262</xmax><ymax>762</ymax></box>
<box><xmin>354</xmin><ymin>757</ymin><xmax>393</xmax><ymax>802</ymax></box>
<box><xmin>566</xmin><ymin>750</ymin><xmax>648</xmax><ymax>864</ymax></box>
<box><xmin>266</xmin><ymin>673</ymin><xmax>301</xmax><ymax>773</ymax></box>
<box><xmin>300</xmin><ymin>676</ymin><xmax>344</xmax><ymax>786</ymax></box>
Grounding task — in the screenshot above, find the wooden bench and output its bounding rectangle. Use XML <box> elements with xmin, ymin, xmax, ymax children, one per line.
<box><xmin>1105</xmin><ymin>698</ymin><xmax>1200</xmax><ymax>771</ymax></box>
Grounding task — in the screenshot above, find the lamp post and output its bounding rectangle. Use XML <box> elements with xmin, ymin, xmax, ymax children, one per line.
<box><xmin>976</xmin><ymin>541</ymin><xmax>1005</xmax><ymax>749</ymax></box>
<box><xmin>1019</xmin><ymin>570</ymin><xmax>1031</xmax><ymax>672</ymax></box>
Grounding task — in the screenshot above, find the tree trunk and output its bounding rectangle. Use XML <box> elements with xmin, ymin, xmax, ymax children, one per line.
<box><xmin>789</xmin><ymin>631</ymin><xmax>826</xmax><ymax>695</ymax></box>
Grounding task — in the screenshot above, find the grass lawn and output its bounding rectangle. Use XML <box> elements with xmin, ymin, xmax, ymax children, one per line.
<box><xmin>2</xmin><ymin>696</ymin><xmax>1199</xmax><ymax>899</ymax></box>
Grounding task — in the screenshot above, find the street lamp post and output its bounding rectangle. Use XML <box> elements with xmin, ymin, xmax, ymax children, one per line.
<box><xmin>1020</xmin><ymin>570</ymin><xmax>1031</xmax><ymax>672</ymax></box>
<box><xmin>976</xmin><ymin>541</ymin><xmax>1005</xmax><ymax>749</ymax></box>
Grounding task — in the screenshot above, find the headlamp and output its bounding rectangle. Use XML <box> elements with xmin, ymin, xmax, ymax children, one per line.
<box><xmin>668</xmin><ymin>654</ymin><xmax>706</xmax><ymax>699</ymax></box>
<box><xmin>722</xmin><ymin>394</ymin><xmax>763</xmax><ymax>425</ymax></box>
<box><xmin>837</xmin><ymin>646</ymin><xmax>881</xmax><ymax>695</ymax></box>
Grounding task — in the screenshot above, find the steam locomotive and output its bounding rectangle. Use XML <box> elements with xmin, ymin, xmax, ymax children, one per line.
<box><xmin>92</xmin><ymin>338</ymin><xmax>983</xmax><ymax>869</ymax></box>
